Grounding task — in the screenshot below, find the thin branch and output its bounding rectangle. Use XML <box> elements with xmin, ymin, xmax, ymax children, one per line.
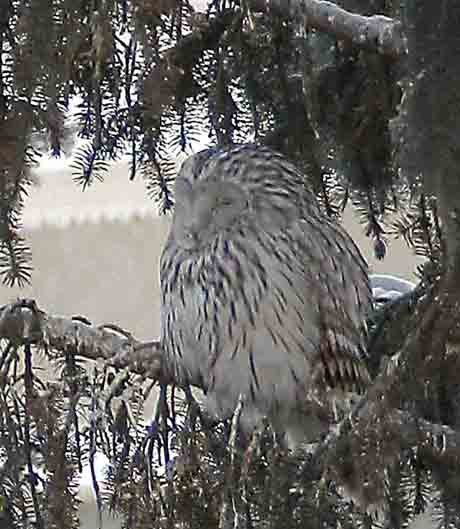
<box><xmin>307</xmin><ymin>380</ymin><xmax>460</xmax><ymax>475</ymax></box>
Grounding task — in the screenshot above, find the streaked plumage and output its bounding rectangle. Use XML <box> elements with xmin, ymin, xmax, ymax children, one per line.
<box><xmin>160</xmin><ymin>144</ymin><xmax>371</xmax><ymax>445</ymax></box>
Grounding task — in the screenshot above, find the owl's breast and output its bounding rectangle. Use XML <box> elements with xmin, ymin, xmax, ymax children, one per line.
<box><xmin>160</xmin><ymin>249</ymin><xmax>210</xmax><ymax>388</ymax></box>
<box><xmin>160</xmin><ymin>235</ymin><xmax>271</xmax><ymax>389</ymax></box>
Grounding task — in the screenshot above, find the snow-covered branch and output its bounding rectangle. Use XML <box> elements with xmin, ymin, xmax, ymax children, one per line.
<box><xmin>253</xmin><ymin>0</ymin><xmax>407</xmax><ymax>57</ymax></box>
<box><xmin>145</xmin><ymin>0</ymin><xmax>406</xmax><ymax>117</ymax></box>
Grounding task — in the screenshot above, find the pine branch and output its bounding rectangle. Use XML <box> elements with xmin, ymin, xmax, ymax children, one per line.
<box><xmin>142</xmin><ymin>0</ymin><xmax>405</xmax><ymax>120</ymax></box>
<box><xmin>0</xmin><ymin>299</ymin><xmax>162</xmax><ymax>380</ymax></box>
<box><xmin>301</xmin><ymin>270</ymin><xmax>460</xmax><ymax>508</ymax></box>
<box><xmin>141</xmin><ymin>9</ymin><xmax>239</xmax><ymax>116</ymax></box>
<box><xmin>3</xmin><ymin>295</ymin><xmax>460</xmax><ymax>508</ymax></box>
<box><xmin>253</xmin><ymin>0</ymin><xmax>407</xmax><ymax>57</ymax></box>
<box><xmin>306</xmin><ymin>379</ymin><xmax>460</xmax><ymax>475</ymax></box>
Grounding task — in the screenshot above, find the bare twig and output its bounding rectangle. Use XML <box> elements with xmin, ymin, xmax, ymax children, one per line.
<box><xmin>218</xmin><ymin>395</ymin><xmax>244</xmax><ymax>529</ymax></box>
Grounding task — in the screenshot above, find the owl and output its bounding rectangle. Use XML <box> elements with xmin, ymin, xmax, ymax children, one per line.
<box><xmin>160</xmin><ymin>144</ymin><xmax>371</xmax><ymax>446</ymax></box>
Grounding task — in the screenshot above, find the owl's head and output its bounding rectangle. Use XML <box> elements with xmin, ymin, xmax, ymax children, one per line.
<box><xmin>170</xmin><ymin>145</ymin><xmax>317</xmax><ymax>251</ymax></box>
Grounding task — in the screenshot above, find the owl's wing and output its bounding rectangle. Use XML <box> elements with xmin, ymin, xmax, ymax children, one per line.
<box><xmin>290</xmin><ymin>216</ymin><xmax>372</xmax><ymax>392</ymax></box>
<box><xmin>259</xmin><ymin>215</ymin><xmax>369</xmax><ymax>363</ymax></box>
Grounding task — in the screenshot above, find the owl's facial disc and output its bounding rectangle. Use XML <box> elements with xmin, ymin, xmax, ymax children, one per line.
<box><xmin>173</xmin><ymin>178</ymin><xmax>247</xmax><ymax>251</ymax></box>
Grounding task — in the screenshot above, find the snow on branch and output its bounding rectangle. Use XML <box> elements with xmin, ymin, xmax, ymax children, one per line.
<box><xmin>253</xmin><ymin>0</ymin><xmax>407</xmax><ymax>57</ymax></box>
<box><xmin>0</xmin><ymin>299</ymin><xmax>163</xmax><ymax>379</ymax></box>
<box><xmin>203</xmin><ymin>1</ymin><xmax>407</xmax><ymax>59</ymax></box>
<box><xmin>270</xmin><ymin>0</ymin><xmax>408</xmax><ymax>57</ymax></box>
<box><xmin>143</xmin><ymin>0</ymin><xmax>406</xmax><ymax>117</ymax></box>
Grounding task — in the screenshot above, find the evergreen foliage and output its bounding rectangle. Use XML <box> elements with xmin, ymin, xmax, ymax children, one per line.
<box><xmin>1</xmin><ymin>1</ymin><xmax>460</xmax><ymax>528</ymax></box>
